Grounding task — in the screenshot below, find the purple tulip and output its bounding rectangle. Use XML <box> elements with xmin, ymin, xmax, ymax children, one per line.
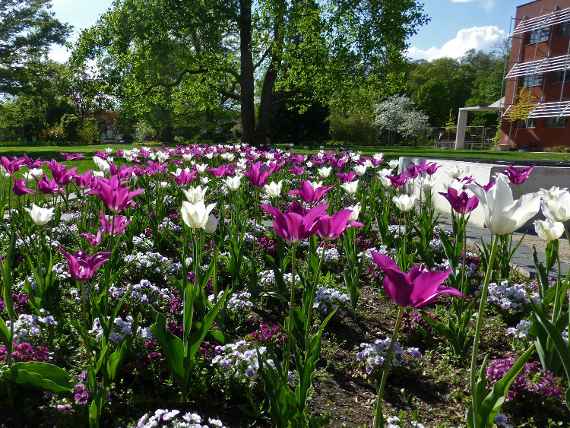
<box><xmin>388</xmin><ymin>173</ymin><xmax>409</xmax><ymax>189</ymax></box>
<box><xmin>245</xmin><ymin>162</ymin><xmax>273</xmax><ymax>187</ymax></box>
<box><xmin>173</xmin><ymin>169</ymin><xmax>197</xmax><ymax>185</ymax></box>
<box><xmin>288</xmin><ymin>180</ymin><xmax>332</xmax><ymax>203</ymax></box>
<box><xmin>0</xmin><ymin>156</ymin><xmax>26</xmax><ymax>175</ymax></box>
<box><xmin>74</xmin><ymin>171</ymin><xmax>95</xmax><ymax>189</ymax></box>
<box><xmin>439</xmin><ymin>188</ymin><xmax>479</xmax><ymax>214</ymax></box>
<box><xmin>37</xmin><ymin>176</ymin><xmax>60</xmax><ymax>194</ymax></box>
<box><xmin>47</xmin><ymin>160</ymin><xmax>77</xmax><ymax>186</ymax></box>
<box><xmin>337</xmin><ymin>171</ymin><xmax>357</xmax><ymax>183</ymax></box>
<box><xmin>90</xmin><ymin>176</ymin><xmax>144</xmax><ymax>213</ymax></box>
<box><xmin>423</xmin><ymin>161</ymin><xmax>440</xmax><ymax>176</ymax></box>
<box><xmin>208</xmin><ymin>164</ymin><xmax>235</xmax><ymax>178</ymax></box>
<box><xmin>262</xmin><ymin>203</ymin><xmax>328</xmax><ymax>242</ymax></box>
<box><xmin>60</xmin><ymin>249</ymin><xmax>111</xmax><ymax>282</ymax></box>
<box><xmin>81</xmin><ymin>231</ymin><xmax>102</xmax><ymax>246</ymax></box>
<box><xmin>61</xmin><ymin>153</ymin><xmax>84</xmax><ymax>161</ymax></box>
<box><xmin>316</xmin><ymin>209</ymin><xmax>353</xmax><ymax>239</ymax></box>
<box><xmin>504</xmin><ymin>165</ymin><xmax>534</xmax><ymax>185</ymax></box>
<box><xmin>372</xmin><ymin>253</ymin><xmax>462</xmax><ymax>308</ymax></box>
<box><xmin>13</xmin><ymin>179</ymin><xmax>34</xmax><ymax>196</ymax></box>
<box><xmin>289</xmin><ymin>166</ymin><xmax>305</xmax><ymax>176</ymax></box>
<box><xmin>98</xmin><ymin>212</ymin><xmax>130</xmax><ymax>236</ymax></box>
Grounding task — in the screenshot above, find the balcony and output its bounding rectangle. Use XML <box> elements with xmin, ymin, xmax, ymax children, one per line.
<box><xmin>506</xmin><ymin>54</ymin><xmax>570</xmax><ymax>79</ymax></box>
<box><xmin>514</xmin><ymin>7</ymin><xmax>570</xmax><ymax>35</ymax></box>
<box><xmin>528</xmin><ymin>100</ymin><xmax>570</xmax><ymax>118</ymax></box>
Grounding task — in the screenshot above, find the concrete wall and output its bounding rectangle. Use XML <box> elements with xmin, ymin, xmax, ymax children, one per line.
<box><xmin>399</xmin><ymin>157</ymin><xmax>570</xmax><ymax>229</ymax></box>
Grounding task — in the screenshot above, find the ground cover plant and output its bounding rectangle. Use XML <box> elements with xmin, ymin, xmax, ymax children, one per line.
<box><xmin>0</xmin><ymin>145</ymin><xmax>569</xmax><ymax>427</ymax></box>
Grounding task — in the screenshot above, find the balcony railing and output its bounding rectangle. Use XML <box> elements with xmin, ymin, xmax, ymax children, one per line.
<box><xmin>514</xmin><ymin>7</ymin><xmax>570</xmax><ymax>35</ymax></box>
<box><xmin>528</xmin><ymin>100</ymin><xmax>570</xmax><ymax>118</ymax></box>
<box><xmin>506</xmin><ymin>54</ymin><xmax>570</xmax><ymax>78</ymax></box>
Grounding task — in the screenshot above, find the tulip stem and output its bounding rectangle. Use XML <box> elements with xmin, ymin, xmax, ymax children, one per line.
<box><xmin>469</xmin><ymin>235</ymin><xmax>498</xmax><ymax>426</ymax></box>
<box><xmin>373</xmin><ymin>306</ymin><xmax>405</xmax><ymax>428</ymax></box>
<box><xmin>284</xmin><ymin>243</ymin><xmax>298</xmax><ymax>375</ymax></box>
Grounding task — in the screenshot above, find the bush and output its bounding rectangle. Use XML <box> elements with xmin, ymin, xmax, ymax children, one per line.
<box><xmin>328</xmin><ymin>112</ymin><xmax>377</xmax><ymax>145</ymax></box>
<box><xmin>60</xmin><ymin>113</ymin><xmax>80</xmax><ymax>142</ymax></box>
<box><xmin>135</xmin><ymin>121</ymin><xmax>157</xmax><ymax>142</ymax></box>
<box><xmin>78</xmin><ymin>118</ymin><xmax>100</xmax><ymax>145</ymax></box>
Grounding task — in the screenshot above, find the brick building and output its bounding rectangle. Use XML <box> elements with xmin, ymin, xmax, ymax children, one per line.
<box><xmin>501</xmin><ymin>0</ymin><xmax>570</xmax><ymax>149</ymax></box>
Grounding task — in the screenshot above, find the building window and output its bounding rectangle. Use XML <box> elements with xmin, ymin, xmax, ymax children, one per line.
<box><xmin>560</xmin><ymin>22</ymin><xmax>570</xmax><ymax>38</ymax></box>
<box><xmin>550</xmin><ymin>70</ymin><xmax>569</xmax><ymax>83</ymax></box>
<box><xmin>521</xmin><ymin>74</ymin><xmax>543</xmax><ymax>87</ymax></box>
<box><xmin>529</xmin><ymin>28</ymin><xmax>550</xmax><ymax>44</ymax></box>
<box><xmin>545</xmin><ymin>117</ymin><xmax>567</xmax><ymax>128</ymax></box>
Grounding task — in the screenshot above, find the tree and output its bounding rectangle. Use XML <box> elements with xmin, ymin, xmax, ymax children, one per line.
<box><xmin>0</xmin><ymin>0</ymin><xmax>71</xmax><ymax>95</ymax></box>
<box><xmin>71</xmin><ymin>0</ymin><xmax>428</xmax><ymax>144</ymax></box>
<box><xmin>374</xmin><ymin>95</ymin><xmax>429</xmax><ymax>143</ymax></box>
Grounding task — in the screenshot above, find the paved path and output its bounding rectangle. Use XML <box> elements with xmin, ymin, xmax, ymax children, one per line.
<box><xmin>439</xmin><ymin>215</ymin><xmax>570</xmax><ymax>277</ymax></box>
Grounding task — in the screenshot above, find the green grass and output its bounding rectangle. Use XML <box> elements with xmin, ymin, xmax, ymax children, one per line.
<box><xmin>286</xmin><ymin>144</ymin><xmax>570</xmax><ymax>163</ymax></box>
<box><xmin>2</xmin><ymin>142</ymin><xmax>570</xmax><ymax>164</ymax></box>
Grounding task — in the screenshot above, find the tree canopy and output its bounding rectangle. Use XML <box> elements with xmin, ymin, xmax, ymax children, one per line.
<box><xmin>71</xmin><ymin>0</ymin><xmax>429</xmax><ymax>144</ymax></box>
<box><xmin>0</xmin><ymin>0</ymin><xmax>71</xmax><ymax>95</ymax></box>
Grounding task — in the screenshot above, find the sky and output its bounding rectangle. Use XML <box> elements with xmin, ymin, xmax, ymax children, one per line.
<box><xmin>48</xmin><ymin>0</ymin><xmax>530</xmax><ymax>63</ymax></box>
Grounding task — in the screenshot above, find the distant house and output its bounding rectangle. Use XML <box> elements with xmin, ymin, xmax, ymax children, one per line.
<box><xmin>93</xmin><ymin>111</ymin><xmax>122</xmax><ymax>143</ymax></box>
<box><xmin>501</xmin><ymin>0</ymin><xmax>570</xmax><ymax>150</ymax></box>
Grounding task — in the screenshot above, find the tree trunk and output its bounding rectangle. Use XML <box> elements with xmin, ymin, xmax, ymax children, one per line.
<box><xmin>255</xmin><ymin>1</ymin><xmax>286</xmax><ymax>145</ymax></box>
<box><xmin>239</xmin><ymin>0</ymin><xmax>255</xmax><ymax>145</ymax></box>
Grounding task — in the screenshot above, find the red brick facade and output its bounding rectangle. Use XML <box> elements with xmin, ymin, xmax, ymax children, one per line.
<box><xmin>501</xmin><ymin>0</ymin><xmax>570</xmax><ymax>149</ymax></box>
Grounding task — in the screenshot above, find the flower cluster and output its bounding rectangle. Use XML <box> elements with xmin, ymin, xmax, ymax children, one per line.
<box><xmin>356</xmin><ymin>338</ymin><xmax>421</xmax><ymax>375</ymax></box>
<box><xmin>135</xmin><ymin>409</ymin><xmax>226</xmax><ymax>428</ymax></box>
<box><xmin>211</xmin><ymin>340</ymin><xmax>273</xmax><ymax>382</ymax></box>
<box><xmin>90</xmin><ymin>316</ymin><xmax>133</xmax><ymax>343</ymax></box>
<box><xmin>486</xmin><ymin>356</ymin><xmax>562</xmax><ymax>400</ymax></box>
<box><xmin>226</xmin><ymin>291</ymin><xmax>254</xmax><ymax>314</ymax></box>
<box><xmin>313</xmin><ymin>286</ymin><xmax>350</xmax><ymax>315</ymax></box>
<box><xmin>487</xmin><ymin>280</ymin><xmax>536</xmax><ymax>313</ymax></box>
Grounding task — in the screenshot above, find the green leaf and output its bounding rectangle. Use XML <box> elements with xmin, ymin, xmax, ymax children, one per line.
<box><xmin>151</xmin><ymin>313</ymin><xmax>185</xmax><ymax>380</ymax></box>
<box><xmin>0</xmin><ymin>317</ymin><xmax>12</xmax><ymax>346</ymax></box>
<box><xmin>106</xmin><ymin>342</ymin><xmax>127</xmax><ymax>381</ymax></box>
<box><xmin>13</xmin><ymin>362</ymin><xmax>73</xmax><ymax>393</ymax></box>
<box><xmin>478</xmin><ymin>345</ymin><xmax>535</xmax><ymax>426</ymax></box>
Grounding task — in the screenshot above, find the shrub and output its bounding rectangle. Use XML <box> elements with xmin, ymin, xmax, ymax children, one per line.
<box><xmin>328</xmin><ymin>111</ymin><xmax>376</xmax><ymax>145</ymax></box>
<box><xmin>78</xmin><ymin>118</ymin><xmax>100</xmax><ymax>145</ymax></box>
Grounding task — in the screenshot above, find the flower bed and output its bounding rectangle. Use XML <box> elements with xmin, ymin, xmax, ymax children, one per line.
<box><xmin>0</xmin><ymin>146</ymin><xmax>569</xmax><ymax>427</ymax></box>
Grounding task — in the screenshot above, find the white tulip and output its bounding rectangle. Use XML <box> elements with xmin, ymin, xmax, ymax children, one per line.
<box><xmin>183</xmin><ymin>186</ymin><xmax>207</xmax><ymax>203</ymax></box>
<box><xmin>200</xmin><ymin>177</ymin><xmax>210</xmax><ymax>185</ymax></box>
<box><xmin>204</xmin><ymin>214</ymin><xmax>219</xmax><ymax>234</ymax></box>
<box><xmin>182</xmin><ymin>154</ymin><xmax>193</xmax><ymax>162</ymax></box>
<box><xmin>264</xmin><ymin>181</ymin><xmax>283</xmax><ymax>198</ymax></box>
<box><xmin>392</xmin><ymin>194</ymin><xmax>416</xmax><ymax>212</ymax></box>
<box><xmin>534</xmin><ymin>218</ymin><xmax>565</xmax><ymax>242</ymax></box>
<box><xmin>388</xmin><ymin>160</ymin><xmax>399</xmax><ymax>170</ymax></box>
<box><xmin>318</xmin><ymin>166</ymin><xmax>332</xmax><ymax>178</ymax></box>
<box><xmin>25</xmin><ymin>204</ymin><xmax>54</xmax><ymax>226</ymax></box>
<box><xmin>469</xmin><ymin>174</ymin><xmax>540</xmax><ymax>236</ymax></box>
<box><xmin>373</xmin><ymin>153</ymin><xmax>384</xmax><ymax>163</ymax></box>
<box><xmin>348</xmin><ymin>203</ymin><xmax>361</xmax><ymax>221</ymax></box>
<box><xmin>224</xmin><ymin>175</ymin><xmax>242</xmax><ymax>191</ymax></box>
<box><xmin>354</xmin><ymin>164</ymin><xmax>368</xmax><ymax>176</ymax></box>
<box><xmin>310</xmin><ymin>180</ymin><xmax>323</xmax><ymax>189</ymax></box>
<box><xmin>195</xmin><ymin>163</ymin><xmax>208</xmax><ymax>173</ymax></box>
<box><xmin>180</xmin><ymin>201</ymin><xmax>216</xmax><ymax>230</ymax></box>
<box><xmin>341</xmin><ymin>180</ymin><xmax>359</xmax><ymax>194</ymax></box>
<box><xmin>27</xmin><ymin>168</ymin><xmax>44</xmax><ymax>180</ymax></box>
<box><xmin>221</xmin><ymin>153</ymin><xmax>235</xmax><ymax>161</ymax></box>
<box><xmin>379</xmin><ymin>175</ymin><xmax>392</xmax><ymax>188</ymax></box>
<box><xmin>93</xmin><ymin>156</ymin><xmax>110</xmax><ymax>173</ymax></box>
<box><xmin>93</xmin><ymin>171</ymin><xmax>104</xmax><ymax>177</ymax></box>
<box><xmin>541</xmin><ymin>187</ymin><xmax>570</xmax><ymax>222</ymax></box>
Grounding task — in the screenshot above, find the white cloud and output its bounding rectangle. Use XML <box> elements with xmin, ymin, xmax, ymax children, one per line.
<box><xmin>449</xmin><ymin>0</ymin><xmax>496</xmax><ymax>11</ymax></box>
<box><xmin>48</xmin><ymin>44</ymin><xmax>72</xmax><ymax>63</ymax></box>
<box><xmin>407</xmin><ymin>26</ymin><xmax>505</xmax><ymax>62</ymax></box>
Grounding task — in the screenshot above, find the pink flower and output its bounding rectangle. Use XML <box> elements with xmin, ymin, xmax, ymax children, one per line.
<box><xmin>371</xmin><ymin>253</ymin><xmax>462</xmax><ymax>308</ymax></box>
<box><xmin>504</xmin><ymin>165</ymin><xmax>534</xmax><ymax>185</ymax></box>
<box><xmin>337</xmin><ymin>171</ymin><xmax>357</xmax><ymax>183</ymax></box>
<box><xmin>289</xmin><ymin>166</ymin><xmax>305</xmax><ymax>176</ymax></box>
<box><xmin>288</xmin><ymin>180</ymin><xmax>332</xmax><ymax>203</ymax></box>
<box><xmin>262</xmin><ymin>203</ymin><xmax>328</xmax><ymax>242</ymax></box>
<box><xmin>388</xmin><ymin>173</ymin><xmax>409</xmax><ymax>189</ymax></box>
<box><xmin>13</xmin><ymin>179</ymin><xmax>33</xmax><ymax>196</ymax></box>
<box><xmin>316</xmin><ymin>209</ymin><xmax>353</xmax><ymax>239</ymax></box>
<box><xmin>90</xmin><ymin>176</ymin><xmax>144</xmax><ymax>213</ymax></box>
<box><xmin>0</xmin><ymin>156</ymin><xmax>26</xmax><ymax>175</ymax></box>
<box><xmin>439</xmin><ymin>188</ymin><xmax>479</xmax><ymax>214</ymax></box>
<box><xmin>208</xmin><ymin>164</ymin><xmax>235</xmax><ymax>178</ymax></box>
<box><xmin>60</xmin><ymin>249</ymin><xmax>111</xmax><ymax>282</ymax></box>
<box><xmin>46</xmin><ymin>160</ymin><xmax>77</xmax><ymax>186</ymax></box>
<box><xmin>81</xmin><ymin>231</ymin><xmax>102</xmax><ymax>246</ymax></box>
<box><xmin>37</xmin><ymin>176</ymin><xmax>60</xmax><ymax>194</ymax></box>
<box><xmin>173</xmin><ymin>169</ymin><xmax>197</xmax><ymax>185</ymax></box>
<box><xmin>98</xmin><ymin>212</ymin><xmax>130</xmax><ymax>236</ymax></box>
<box><xmin>61</xmin><ymin>153</ymin><xmax>84</xmax><ymax>161</ymax></box>
<box><xmin>245</xmin><ymin>162</ymin><xmax>274</xmax><ymax>187</ymax></box>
